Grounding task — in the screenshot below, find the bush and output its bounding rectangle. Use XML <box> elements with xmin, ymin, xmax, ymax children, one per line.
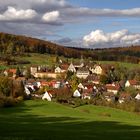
<box><xmin>0</xmin><ymin>95</ymin><xmax>5</xmax><ymax>107</ymax></box>
<box><xmin>116</xmin><ymin>101</ymin><xmax>135</xmax><ymax>112</ymax></box>
<box><xmin>16</xmin><ymin>96</ymin><xmax>24</xmax><ymax>102</ymax></box>
<box><xmin>69</xmin><ymin>98</ymin><xmax>89</xmax><ymax>108</ymax></box>
<box><xmin>4</xmin><ymin>96</ymin><xmax>17</xmax><ymax>107</ymax></box>
<box><xmin>134</xmin><ymin>101</ymin><xmax>140</xmax><ymax>112</ymax></box>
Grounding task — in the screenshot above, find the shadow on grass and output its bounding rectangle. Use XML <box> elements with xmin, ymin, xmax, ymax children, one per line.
<box><xmin>0</xmin><ymin>114</ymin><xmax>140</xmax><ymax>140</ymax></box>
<box><xmin>0</xmin><ymin>102</ymin><xmax>140</xmax><ymax>140</ymax></box>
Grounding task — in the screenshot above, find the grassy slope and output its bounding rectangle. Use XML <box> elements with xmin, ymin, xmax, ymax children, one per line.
<box><xmin>16</xmin><ymin>53</ymin><xmax>140</xmax><ymax>69</ymax></box>
<box><xmin>97</xmin><ymin>61</ymin><xmax>140</xmax><ymax>69</ymax></box>
<box><xmin>0</xmin><ymin>100</ymin><xmax>140</xmax><ymax>140</ymax></box>
<box><xmin>1</xmin><ymin>53</ymin><xmax>140</xmax><ymax>70</ymax></box>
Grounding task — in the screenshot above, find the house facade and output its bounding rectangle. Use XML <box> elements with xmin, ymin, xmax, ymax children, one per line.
<box><xmin>91</xmin><ymin>65</ymin><xmax>103</xmax><ymax>75</ymax></box>
<box><xmin>119</xmin><ymin>93</ymin><xmax>132</xmax><ymax>103</ymax></box>
<box><xmin>103</xmin><ymin>92</ymin><xmax>115</xmax><ymax>102</ymax></box>
<box><xmin>68</xmin><ymin>63</ymin><xmax>76</xmax><ymax>73</ymax></box>
<box><xmin>76</xmin><ymin>67</ymin><xmax>90</xmax><ymax>79</ymax></box>
<box><xmin>30</xmin><ymin>66</ymin><xmax>38</xmax><ymax>76</ymax></box>
<box><xmin>106</xmin><ymin>84</ymin><xmax>120</xmax><ymax>95</ymax></box>
<box><xmin>34</xmin><ymin>72</ymin><xmax>65</xmax><ymax>79</ymax></box>
<box><xmin>125</xmin><ymin>80</ymin><xmax>140</xmax><ymax>89</ymax></box>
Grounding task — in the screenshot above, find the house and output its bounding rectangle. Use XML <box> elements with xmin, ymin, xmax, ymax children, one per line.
<box><xmin>82</xmin><ymin>93</ymin><xmax>91</xmax><ymax>100</ymax></box>
<box><xmin>91</xmin><ymin>64</ymin><xmax>114</xmax><ymax>75</ymax></box>
<box><xmin>40</xmin><ymin>81</ymin><xmax>50</xmax><ymax>87</ymax></box>
<box><xmin>83</xmin><ymin>83</ymin><xmax>94</xmax><ymax>90</ymax></box>
<box><xmin>76</xmin><ymin>67</ymin><xmax>90</xmax><ymax>79</ymax></box>
<box><xmin>78</xmin><ymin>83</ymin><xmax>84</xmax><ymax>89</ymax></box>
<box><xmin>73</xmin><ymin>62</ymin><xmax>84</xmax><ymax>69</ymax></box>
<box><xmin>106</xmin><ymin>84</ymin><xmax>120</xmax><ymax>95</ymax></box>
<box><xmin>125</xmin><ymin>80</ymin><xmax>140</xmax><ymax>89</ymax></box>
<box><xmin>91</xmin><ymin>65</ymin><xmax>103</xmax><ymax>75</ymax></box>
<box><xmin>103</xmin><ymin>92</ymin><xmax>115</xmax><ymax>102</ymax></box>
<box><xmin>30</xmin><ymin>66</ymin><xmax>38</xmax><ymax>76</ymax></box>
<box><xmin>82</xmin><ymin>88</ymin><xmax>93</xmax><ymax>100</ymax></box>
<box><xmin>54</xmin><ymin>66</ymin><xmax>67</xmax><ymax>73</ymax></box>
<box><xmin>4</xmin><ymin>69</ymin><xmax>17</xmax><ymax>77</ymax></box>
<box><xmin>42</xmin><ymin>91</ymin><xmax>52</xmax><ymax>101</ymax></box>
<box><xmin>60</xmin><ymin>64</ymin><xmax>69</xmax><ymax>71</ymax></box>
<box><xmin>55</xmin><ymin>66</ymin><xmax>62</xmax><ymax>73</ymax></box>
<box><xmin>54</xmin><ymin>81</ymin><xmax>61</xmax><ymax>89</ymax></box>
<box><xmin>73</xmin><ymin>89</ymin><xmax>81</xmax><ymax>97</ymax></box>
<box><xmin>34</xmin><ymin>72</ymin><xmax>65</xmax><ymax>79</ymax></box>
<box><xmin>24</xmin><ymin>86</ymin><xmax>31</xmax><ymax>95</ymax></box>
<box><xmin>68</xmin><ymin>63</ymin><xmax>76</xmax><ymax>73</ymax></box>
<box><xmin>135</xmin><ymin>93</ymin><xmax>140</xmax><ymax>100</ymax></box>
<box><xmin>87</xmin><ymin>74</ymin><xmax>100</xmax><ymax>84</ymax></box>
<box><xmin>118</xmin><ymin>93</ymin><xmax>132</xmax><ymax>103</ymax></box>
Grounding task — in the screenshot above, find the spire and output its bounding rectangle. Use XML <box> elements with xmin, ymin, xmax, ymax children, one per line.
<box><xmin>80</xmin><ymin>55</ymin><xmax>84</xmax><ymax>64</ymax></box>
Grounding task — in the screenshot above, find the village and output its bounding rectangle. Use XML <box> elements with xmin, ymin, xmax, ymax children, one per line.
<box><xmin>1</xmin><ymin>57</ymin><xmax>140</xmax><ymax>106</ymax></box>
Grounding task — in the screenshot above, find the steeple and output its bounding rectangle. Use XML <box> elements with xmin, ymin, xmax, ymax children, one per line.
<box><xmin>80</xmin><ymin>55</ymin><xmax>84</xmax><ymax>64</ymax></box>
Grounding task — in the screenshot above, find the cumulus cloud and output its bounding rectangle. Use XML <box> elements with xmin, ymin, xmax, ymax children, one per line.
<box><xmin>42</xmin><ymin>11</ymin><xmax>60</xmax><ymax>22</ymax></box>
<box><xmin>83</xmin><ymin>30</ymin><xmax>140</xmax><ymax>48</ymax></box>
<box><xmin>0</xmin><ymin>6</ymin><xmax>37</xmax><ymax>21</ymax></box>
<box><xmin>0</xmin><ymin>0</ymin><xmax>140</xmax><ymax>48</ymax></box>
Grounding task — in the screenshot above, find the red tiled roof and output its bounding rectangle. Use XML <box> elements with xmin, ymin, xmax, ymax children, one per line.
<box><xmin>8</xmin><ymin>69</ymin><xmax>17</xmax><ymax>74</ymax></box>
<box><xmin>106</xmin><ymin>84</ymin><xmax>120</xmax><ymax>91</ymax></box>
<box><xmin>41</xmin><ymin>81</ymin><xmax>50</xmax><ymax>86</ymax></box>
<box><xmin>119</xmin><ymin>93</ymin><xmax>131</xmax><ymax>98</ymax></box>
<box><xmin>83</xmin><ymin>88</ymin><xmax>93</xmax><ymax>94</ymax></box>
<box><xmin>103</xmin><ymin>92</ymin><xmax>115</xmax><ymax>97</ymax></box>
<box><xmin>60</xmin><ymin>64</ymin><xmax>69</xmax><ymax>70</ymax></box>
<box><xmin>128</xmin><ymin>80</ymin><xmax>138</xmax><ymax>85</ymax></box>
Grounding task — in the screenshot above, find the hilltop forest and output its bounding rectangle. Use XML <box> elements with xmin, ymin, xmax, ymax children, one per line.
<box><xmin>0</xmin><ymin>32</ymin><xmax>140</xmax><ymax>64</ymax></box>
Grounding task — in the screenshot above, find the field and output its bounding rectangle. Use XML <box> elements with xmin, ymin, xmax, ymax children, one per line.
<box><xmin>15</xmin><ymin>53</ymin><xmax>67</xmax><ymax>66</ymax></box>
<box><xmin>98</xmin><ymin>61</ymin><xmax>140</xmax><ymax>70</ymax></box>
<box><xmin>0</xmin><ymin>100</ymin><xmax>140</xmax><ymax>140</ymax></box>
<box><xmin>0</xmin><ymin>53</ymin><xmax>140</xmax><ymax>70</ymax></box>
<box><xmin>14</xmin><ymin>53</ymin><xmax>140</xmax><ymax>69</ymax></box>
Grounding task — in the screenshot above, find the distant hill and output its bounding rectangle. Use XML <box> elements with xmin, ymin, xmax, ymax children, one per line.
<box><xmin>0</xmin><ymin>32</ymin><xmax>140</xmax><ymax>63</ymax></box>
<box><xmin>0</xmin><ymin>32</ymin><xmax>82</xmax><ymax>58</ymax></box>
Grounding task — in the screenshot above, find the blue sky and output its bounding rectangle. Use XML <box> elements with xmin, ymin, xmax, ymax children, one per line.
<box><xmin>68</xmin><ymin>0</ymin><xmax>140</xmax><ymax>9</ymax></box>
<box><xmin>0</xmin><ymin>0</ymin><xmax>140</xmax><ymax>48</ymax></box>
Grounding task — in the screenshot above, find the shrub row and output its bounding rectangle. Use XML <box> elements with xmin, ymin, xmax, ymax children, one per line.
<box><xmin>0</xmin><ymin>95</ymin><xmax>23</xmax><ymax>107</ymax></box>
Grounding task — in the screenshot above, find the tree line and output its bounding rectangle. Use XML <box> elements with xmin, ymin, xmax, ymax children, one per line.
<box><xmin>0</xmin><ymin>32</ymin><xmax>140</xmax><ymax>63</ymax></box>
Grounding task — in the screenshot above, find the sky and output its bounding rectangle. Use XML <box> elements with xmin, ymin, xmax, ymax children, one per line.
<box><xmin>0</xmin><ymin>0</ymin><xmax>140</xmax><ymax>48</ymax></box>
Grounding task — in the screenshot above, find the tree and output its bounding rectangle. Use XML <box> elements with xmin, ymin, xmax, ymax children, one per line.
<box><xmin>70</xmin><ymin>75</ymin><xmax>80</xmax><ymax>91</ymax></box>
<box><xmin>25</xmin><ymin>68</ymin><xmax>31</xmax><ymax>79</ymax></box>
<box><xmin>66</xmin><ymin>71</ymin><xmax>74</xmax><ymax>80</ymax></box>
<box><xmin>0</xmin><ymin>76</ymin><xmax>12</xmax><ymax>96</ymax></box>
<box><xmin>100</xmin><ymin>74</ymin><xmax>109</xmax><ymax>84</ymax></box>
<box><xmin>16</xmin><ymin>67</ymin><xmax>21</xmax><ymax>77</ymax></box>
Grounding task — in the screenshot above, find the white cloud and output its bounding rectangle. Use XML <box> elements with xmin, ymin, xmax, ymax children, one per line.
<box><xmin>42</xmin><ymin>11</ymin><xmax>60</xmax><ymax>22</ymax></box>
<box><xmin>83</xmin><ymin>29</ymin><xmax>140</xmax><ymax>47</ymax></box>
<box><xmin>66</xmin><ymin>7</ymin><xmax>140</xmax><ymax>17</ymax></box>
<box><xmin>0</xmin><ymin>6</ymin><xmax>37</xmax><ymax>21</ymax></box>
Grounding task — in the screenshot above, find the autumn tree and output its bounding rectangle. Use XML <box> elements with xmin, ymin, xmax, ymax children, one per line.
<box><xmin>0</xmin><ymin>76</ymin><xmax>13</xmax><ymax>96</ymax></box>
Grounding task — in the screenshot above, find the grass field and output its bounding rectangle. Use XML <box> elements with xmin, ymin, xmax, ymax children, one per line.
<box><xmin>0</xmin><ymin>100</ymin><xmax>140</xmax><ymax>140</ymax></box>
<box><xmin>1</xmin><ymin>53</ymin><xmax>139</xmax><ymax>70</ymax></box>
<box><xmin>15</xmin><ymin>53</ymin><xmax>68</xmax><ymax>66</ymax></box>
<box><xmin>97</xmin><ymin>61</ymin><xmax>140</xmax><ymax>70</ymax></box>
<box><xmin>14</xmin><ymin>53</ymin><xmax>140</xmax><ymax>69</ymax></box>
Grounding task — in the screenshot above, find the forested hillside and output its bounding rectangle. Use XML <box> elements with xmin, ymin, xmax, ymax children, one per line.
<box><xmin>0</xmin><ymin>32</ymin><xmax>82</xmax><ymax>58</ymax></box>
<box><xmin>0</xmin><ymin>32</ymin><xmax>140</xmax><ymax>63</ymax></box>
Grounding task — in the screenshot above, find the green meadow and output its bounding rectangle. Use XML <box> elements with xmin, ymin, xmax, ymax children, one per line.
<box><xmin>15</xmin><ymin>53</ymin><xmax>140</xmax><ymax>69</ymax></box>
<box><xmin>97</xmin><ymin>61</ymin><xmax>140</xmax><ymax>70</ymax></box>
<box><xmin>0</xmin><ymin>100</ymin><xmax>140</xmax><ymax>140</ymax></box>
